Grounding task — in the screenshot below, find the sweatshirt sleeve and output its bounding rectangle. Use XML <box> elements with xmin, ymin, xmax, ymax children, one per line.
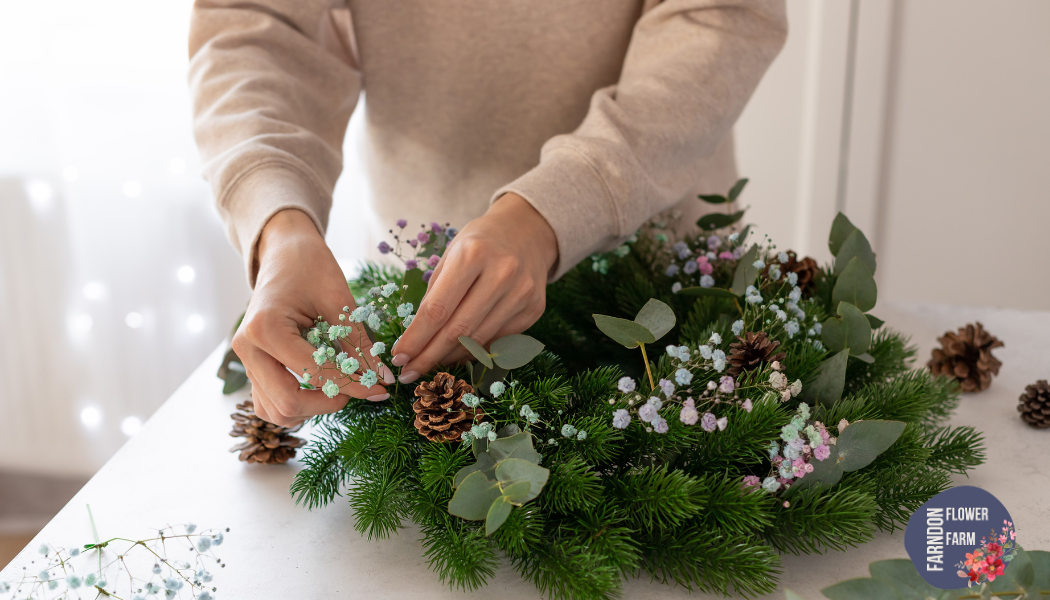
<box><xmin>188</xmin><ymin>0</ymin><xmax>361</xmax><ymax>286</ymax></box>
<box><xmin>491</xmin><ymin>0</ymin><xmax>787</xmax><ymax>280</ymax></box>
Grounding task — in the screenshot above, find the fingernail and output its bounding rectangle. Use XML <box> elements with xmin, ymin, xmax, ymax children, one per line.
<box><xmin>378</xmin><ymin>364</ymin><xmax>395</xmax><ymax>384</ymax></box>
<box><xmin>399</xmin><ymin>370</ymin><xmax>420</xmax><ymax>384</ymax></box>
<box><xmin>391</xmin><ymin>353</ymin><xmax>410</xmax><ymax>367</ymax></box>
<box><xmin>366</xmin><ymin>393</ymin><xmax>390</xmax><ymax>402</ymax></box>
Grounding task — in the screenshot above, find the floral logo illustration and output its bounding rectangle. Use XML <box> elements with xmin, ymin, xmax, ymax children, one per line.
<box><xmin>956</xmin><ymin>520</ymin><xmax>1017</xmax><ymax>586</ymax></box>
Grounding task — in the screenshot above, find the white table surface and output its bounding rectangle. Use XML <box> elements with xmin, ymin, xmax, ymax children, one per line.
<box><xmin>4</xmin><ymin>302</ymin><xmax>1049</xmax><ymax>599</ymax></box>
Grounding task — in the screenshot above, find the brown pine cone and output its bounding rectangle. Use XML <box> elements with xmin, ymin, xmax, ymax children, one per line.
<box><xmin>1018</xmin><ymin>380</ymin><xmax>1050</xmax><ymax>428</ymax></box>
<box><xmin>412</xmin><ymin>372</ymin><xmax>483</xmax><ymax>443</ymax></box>
<box><xmin>927</xmin><ymin>322</ymin><xmax>1004</xmax><ymax>393</ymax></box>
<box><xmin>728</xmin><ymin>331</ymin><xmax>787</xmax><ymax>377</ymax></box>
<box><xmin>764</xmin><ymin>250</ymin><xmax>821</xmax><ymax>293</ymax></box>
<box><xmin>229</xmin><ymin>399</ymin><xmax>306</xmax><ymax>464</ymax></box>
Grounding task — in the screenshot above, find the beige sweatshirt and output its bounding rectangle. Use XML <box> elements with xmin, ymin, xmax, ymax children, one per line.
<box><xmin>188</xmin><ymin>0</ymin><xmax>787</xmax><ymax>286</ymax></box>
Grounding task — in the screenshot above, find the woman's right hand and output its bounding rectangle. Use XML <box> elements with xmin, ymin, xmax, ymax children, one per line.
<box><xmin>232</xmin><ymin>209</ymin><xmax>392</xmax><ymax>427</ymax></box>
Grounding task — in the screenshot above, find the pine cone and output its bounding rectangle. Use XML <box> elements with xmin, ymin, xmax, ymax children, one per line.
<box><xmin>728</xmin><ymin>331</ymin><xmax>787</xmax><ymax>377</ymax></box>
<box><xmin>927</xmin><ymin>322</ymin><xmax>1004</xmax><ymax>393</ymax></box>
<box><xmin>412</xmin><ymin>372</ymin><xmax>483</xmax><ymax>443</ymax></box>
<box><xmin>1017</xmin><ymin>380</ymin><xmax>1050</xmax><ymax>428</ymax></box>
<box><xmin>764</xmin><ymin>250</ymin><xmax>821</xmax><ymax>293</ymax></box>
<box><xmin>229</xmin><ymin>399</ymin><xmax>305</xmax><ymax>464</ymax></box>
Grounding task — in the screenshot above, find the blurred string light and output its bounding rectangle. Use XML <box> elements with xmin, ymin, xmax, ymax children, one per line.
<box><xmin>121</xmin><ymin>416</ymin><xmax>142</xmax><ymax>437</ymax></box>
<box><xmin>80</xmin><ymin>406</ymin><xmax>102</xmax><ymax>428</ymax></box>
<box><xmin>82</xmin><ymin>281</ymin><xmax>106</xmax><ymax>301</ymax></box>
<box><xmin>122</xmin><ymin>180</ymin><xmax>142</xmax><ymax>198</ymax></box>
<box><xmin>67</xmin><ymin>313</ymin><xmax>93</xmax><ymax>338</ymax></box>
<box><xmin>24</xmin><ymin>179</ymin><xmax>54</xmax><ymax>214</ymax></box>
<box><xmin>177</xmin><ymin>265</ymin><xmax>195</xmax><ymax>283</ymax></box>
<box><xmin>186</xmin><ymin>313</ymin><xmax>205</xmax><ymax>333</ymax></box>
<box><xmin>125</xmin><ymin>312</ymin><xmax>144</xmax><ymax>329</ymax></box>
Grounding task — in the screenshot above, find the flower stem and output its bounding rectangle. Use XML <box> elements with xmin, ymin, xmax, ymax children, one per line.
<box><xmin>639</xmin><ymin>343</ymin><xmax>655</xmax><ymax>392</ymax></box>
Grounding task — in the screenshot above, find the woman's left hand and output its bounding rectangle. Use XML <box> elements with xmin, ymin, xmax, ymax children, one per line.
<box><xmin>389</xmin><ymin>193</ymin><xmax>558</xmax><ymax>383</ymax></box>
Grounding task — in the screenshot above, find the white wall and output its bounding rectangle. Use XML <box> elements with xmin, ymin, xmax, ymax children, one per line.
<box><xmin>736</xmin><ymin>0</ymin><xmax>1050</xmax><ymax>311</ymax></box>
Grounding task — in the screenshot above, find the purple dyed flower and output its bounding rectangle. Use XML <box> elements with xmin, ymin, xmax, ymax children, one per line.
<box><xmin>706</xmin><ymin>235</ymin><xmax>721</xmax><ymax>250</ymax></box>
<box><xmin>612</xmin><ymin>409</ymin><xmax>631</xmax><ymax>429</ymax></box>
<box><xmin>422</xmin><ymin>269</ymin><xmax>434</xmax><ymax>283</ymax></box>
<box><xmin>658</xmin><ymin>378</ymin><xmax>675</xmax><ymax>397</ymax></box>
<box><xmin>652</xmin><ymin>416</ymin><xmax>669</xmax><ymax>434</ymax></box>
<box><xmin>683</xmin><ymin>260</ymin><xmax>698</xmax><ymax>275</ymax></box>
<box><xmin>377</xmin><ymin>241</ymin><xmax>392</xmax><ymax>254</ymax></box>
<box><xmin>396</xmin><ymin>219</ymin><xmax>408</xmax><ymax>228</ymax></box>
<box><xmin>699</xmin><ymin>275</ymin><xmax>715</xmax><ymax>288</ymax></box>
<box><xmin>417</xmin><ymin>231</ymin><xmax>431</xmax><ymax>244</ymax></box>
<box><xmin>408</xmin><ymin>239</ymin><xmax>418</xmax><ymax>248</ymax></box>
<box><xmin>638</xmin><ymin>402</ymin><xmax>656</xmax><ymax>423</ymax></box>
<box><xmin>430</xmin><ymin>222</ymin><xmax>444</xmax><ymax>234</ymax></box>
<box><xmin>664</xmin><ymin>264</ymin><xmax>680</xmax><ymax>277</ymax></box>
<box><xmin>426</xmin><ymin>254</ymin><xmax>440</xmax><ymax>268</ymax></box>
<box><xmin>405</xmin><ymin>259</ymin><xmax>419</xmax><ymax>270</ymax></box>
<box><xmin>701</xmin><ymin>412</ymin><xmax>717</xmax><ymax>432</ymax></box>
<box><xmin>718</xmin><ymin>375</ymin><xmax>735</xmax><ymax>394</ymax></box>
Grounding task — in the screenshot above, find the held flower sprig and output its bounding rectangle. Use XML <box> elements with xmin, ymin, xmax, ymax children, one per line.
<box><xmin>593</xmin><ymin>299</ymin><xmax>677</xmax><ymax>391</ymax></box>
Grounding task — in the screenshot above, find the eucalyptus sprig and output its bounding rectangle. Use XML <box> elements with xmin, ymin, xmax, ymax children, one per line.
<box><xmin>592</xmin><ymin>298</ymin><xmax>676</xmax><ymax>391</ymax></box>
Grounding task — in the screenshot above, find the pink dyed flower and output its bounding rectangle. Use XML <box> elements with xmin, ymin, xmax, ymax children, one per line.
<box><xmin>679</xmin><ymin>399</ymin><xmax>699</xmax><ymax>425</ymax></box>
<box><xmin>697</xmin><ymin>258</ymin><xmax>714</xmax><ymax>275</ymax></box>
<box><xmin>741</xmin><ymin>475</ymin><xmax>761</xmax><ymax>490</ymax></box>
<box><xmin>716</xmin><ymin>416</ymin><xmax>728</xmax><ymax>431</ymax></box>
<box><xmin>719</xmin><ymin>376</ymin><xmax>735</xmax><ymax>394</ymax></box>
<box><xmin>813</xmin><ymin>444</ymin><xmax>830</xmax><ymax>461</ymax></box>
<box><xmin>718</xmin><ymin>251</ymin><xmax>734</xmax><ymax>260</ymax></box>
<box><xmin>742</xmin><ymin>398</ymin><xmax>753</xmax><ymax>413</ymax></box>
<box><xmin>427</xmin><ymin>254</ymin><xmax>440</xmax><ymax>268</ymax></box>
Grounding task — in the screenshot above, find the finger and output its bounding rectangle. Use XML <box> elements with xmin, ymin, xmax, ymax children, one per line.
<box><xmin>245</xmin><ymin>367</ymin><xmax>301</xmax><ymax>427</ymax></box>
<box><xmin>240</xmin><ymin>342</ymin><xmax>348</xmax><ymax>419</ymax></box>
<box><xmin>399</xmin><ymin>275</ymin><xmax>505</xmax><ymax>382</ymax></box>
<box><xmin>390</xmin><ymin>244</ymin><xmax>482</xmax><ymax>364</ymax></box>
<box><xmin>334</xmin><ymin>327</ymin><xmax>394</xmax><ymax>386</ymax></box>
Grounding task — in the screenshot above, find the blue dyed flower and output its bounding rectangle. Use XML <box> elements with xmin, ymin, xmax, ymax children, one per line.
<box><xmin>360</xmin><ymin>370</ymin><xmax>378</xmax><ymax>388</ymax></box>
<box><xmin>397</xmin><ymin>302</ymin><xmax>414</xmax><ymax>318</ymax></box>
<box><xmin>664</xmin><ymin>264</ymin><xmax>680</xmax><ymax>277</ymax></box>
<box><xmin>489</xmin><ymin>381</ymin><xmax>506</xmax><ymax>398</ymax></box>
<box><xmin>674</xmin><ymin>368</ymin><xmax>693</xmax><ymax>386</ymax></box>
<box><xmin>699</xmin><ymin>274</ymin><xmax>715</xmax><ymax>288</ymax></box>
<box><xmin>370</xmin><ymin>342</ymin><xmax>386</xmax><ymax>356</ymax></box>
<box><xmin>761</xmin><ymin>477</ymin><xmax>781</xmax><ymax>492</ymax></box>
<box><xmin>322</xmin><ymin>379</ymin><xmax>339</xmax><ymax>398</ymax></box>
<box><xmin>340</xmin><ymin>357</ymin><xmax>359</xmax><ymax>375</ymax></box>
<box><xmin>561</xmin><ymin>424</ymin><xmax>577</xmax><ymax>438</ymax></box>
<box><xmin>732</xmin><ymin>320</ymin><xmax>744</xmax><ymax>336</ymax></box>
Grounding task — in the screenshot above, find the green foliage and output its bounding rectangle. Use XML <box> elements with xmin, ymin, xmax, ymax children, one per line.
<box><xmin>287</xmin><ymin>201</ymin><xmax>985</xmax><ymax>598</ymax></box>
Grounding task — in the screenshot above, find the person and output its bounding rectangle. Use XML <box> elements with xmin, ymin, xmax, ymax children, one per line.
<box><xmin>188</xmin><ymin>0</ymin><xmax>787</xmax><ymax>426</ymax></box>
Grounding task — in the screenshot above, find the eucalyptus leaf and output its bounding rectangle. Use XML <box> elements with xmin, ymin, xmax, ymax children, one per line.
<box><xmin>832</xmin><ymin>257</ymin><xmax>878</xmax><ymax>312</ymax></box>
<box><xmin>458</xmin><ymin>336</ymin><xmax>493</xmax><ymax>368</ymax></box>
<box><xmin>836</xmin><ymin>420</ymin><xmax>906</xmax><ymax>471</ymax></box>
<box><xmin>448</xmin><ymin>471</ymin><xmax>503</xmax><ymax>520</ymax></box>
<box><xmin>731</xmin><ymin>245</ymin><xmax>760</xmax><ymax>296</ymax></box>
<box><xmin>698</xmin><ymin>194</ymin><xmax>729</xmax><ymax>205</ymax></box>
<box><xmin>453</xmin><ymin>453</ymin><xmax>496</xmax><ymax>488</ymax></box>
<box><xmin>485</xmin><ymin>496</ymin><xmax>513</xmax><ymax>536</ymax></box>
<box><xmin>866</xmin><ymin>314</ymin><xmax>885</xmax><ymax>329</ymax></box>
<box><xmin>495</xmin><ymin>458</ymin><xmax>550</xmax><ymax>502</ymax></box>
<box><xmin>677</xmin><ymin>286</ymin><xmax>739</xmax><ymax>300</ymax></box>
<box><xmin>823</xmin><ymin>301</ymin><xmax>872</xmax><ymax>356</ymax></box>
<box><xmin>828</xmin><ymin>212</ymin><xmax>858</xmax><ymax>256</ymax></box>
<box><xmin>593</xmin><ymin>314</ymin><xmax>656</xmax><ymax>349</ymax></box>
<box><xmin>496</xmin><ymin>424</ymin><xmax>520</xmax><ymax>438</ymax></box>
<box><xmin>402</xmin><ymin>268</ymin><xmax>428</xmax><ymax>308</ymax></box>
<box><xmin>490</xmin><ymin>334</ymin><xmax>545</xmax><ymax>370</ymax></box>
<box><xmin>1030</xmin><ymin>549</ymin><xmax>1050</xmax><ymax>595</ymax></box>
<box><xmin>697</xmin><ymin>210</ymin><xmax>745</xmax><ymax>231</ymax></box>
<box><xmin>634</xmin><ymin>298</ymin><xmax>676</xmax><ymax>341</ymax></box>
<box><xmin>855</xmin><ymin>353</ymin><xmax>875</xmax><ymax>364</ymax></box>
<box><xmin>788</xmin><ymin>449</ymin><xmax>844</xmax><ymax>492</ymax></box>
<box><xmin>989</xmin><ymin>546</ymin><xmax>1034</xmax><ymax>593</ymax></box>
<box><xmin>488</xmin><ymin>432</ymin><xmax>542</xmax><ymax>464</ymax></box>
<box><xmin>501</xmin><ymin>480</ymin><xmax>533</xmax><ymax>503</ymax></box>
<box><xmin>223</xmin><ymin>370</ymin><xmax>248</xmax><ymax>395</ymax></box>
<box><xmin>821</xmin><ymin>578</ymin><xmax>900</xmax><ymax>600</ymax></box>
<box><xmin>869</xmin><ymin>559</ymin><xmax>949</xmax><ymax>600</ymax></box>
<box><xmin>799</xmin><ymin>349</ymin><xmax>848</xmax><ymax>406</ymax></box>
<box><xmin>472</xmin><ymin>437</ymin><xmax>488</xmax><ymax>459</ymax></box>
<box><xmin>784</xmin><ymin>590</ymin><xmax>808</xmax><ymax>600</ymax></box>
<box><xmin>834</xmin><ymin>229</ymin><xmax>877</xmax><ymax>276</ymax></box>
<box><xmin>727</xmin><ymin>177</ymin><xmax>749</xmax><ymax>201</ymax></box>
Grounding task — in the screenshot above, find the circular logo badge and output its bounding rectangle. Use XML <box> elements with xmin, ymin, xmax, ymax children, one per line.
<box><xmin>904</xmin><ymin>485</ymin><xmax>1016</xmax><ymax>589</ymax></box>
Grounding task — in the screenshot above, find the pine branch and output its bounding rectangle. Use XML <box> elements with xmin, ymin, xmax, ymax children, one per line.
<box><xmin>544</xmin><ymin>455</ymin><xmax>603</xmax><ymax>514</ymax></box>
<box><xmin>420</xmin><ymin>520</ymin><xmax>498</xmax><ymax>592</ymax></box>
<box><xmin>347</xmin><ymin>463</ymin><xmax>409</xmax><ymax>540</ymax></box>
<box><xmin>513</xmin><ymin>538</ymin><xmax>624</xmax><ymax>600</ymax></box>
<box><xmin>849</xmin><ymin>464</ymin><xmax>952</xmax><ymax>533</ymax></box>
<box><xmin>695</xmin><ymin>472</ymin><xmax>776</xmax><ymax>538</ymax></box>
<box><xmin>289</xmin><ymin>422</ymin><xmax>350</xmax><ymax>510</ymax></box>
<box><xmin>611</xmin><ymin>467</ymin><xmax>705</xmax><ymax>530</ymax></box>
<box><xmin>763</xmin><ymin>485</ymin><xmax>877</xmax><ymax>554</ymax></box>
<box><xmin>924</xmin><ymin>425</ymin><xmax>986</xmax><ymax>475</ymax></box>
<box><xmin>492</xmin><ymin>503</ymin><xmax>545</xmax><ymax>559</ymax></box>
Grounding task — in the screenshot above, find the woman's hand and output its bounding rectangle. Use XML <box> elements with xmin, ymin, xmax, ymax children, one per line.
<box><xmin>390</xmin><ymin>193</ymin><xmax>558</xmax><ymax>383</ymax></box>
<box><xmin>233</xmin><ymin>209</ymin><xmax>393</xmax><ymax>427</ymax></box>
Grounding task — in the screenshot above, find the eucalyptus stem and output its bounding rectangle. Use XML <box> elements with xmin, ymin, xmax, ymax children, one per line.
<box><xmin>638</xmin><ymin>343</ymin><xmax>655</xmax><ymax>391</ymax></box>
